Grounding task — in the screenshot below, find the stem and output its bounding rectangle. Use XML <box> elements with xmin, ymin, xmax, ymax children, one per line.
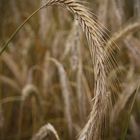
<box><xmin>0</xmin><ymin>5</ymin><xmax>46</xmax><ymax>55</ymax></box>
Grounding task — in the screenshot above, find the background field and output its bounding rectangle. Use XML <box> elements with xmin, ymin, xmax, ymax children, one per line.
<box><xmin>0</xmin><ymin>0</ymin><xmax>140</xmax><ymax>140</ymax></box>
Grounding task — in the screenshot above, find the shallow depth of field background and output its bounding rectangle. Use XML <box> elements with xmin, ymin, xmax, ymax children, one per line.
<box><xmin>0</xmin><ymin>0</ymin><xmax>140</xmax><ymax>140</ymax></box>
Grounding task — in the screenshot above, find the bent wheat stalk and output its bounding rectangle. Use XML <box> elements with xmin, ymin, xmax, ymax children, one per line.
<box><xmin>48</xmin><ymin>58</ymin><xmax>73</xmax><ymax>137</ymax></box>
<box><xmin>0</xmin><ymin>0</ymin><xmax>117</xmax><ymax>139</ymax></box>
<box><xmin>31</xmin><ymin>123</ymin><xmax>60</xmax><ymax>140</ymax></box>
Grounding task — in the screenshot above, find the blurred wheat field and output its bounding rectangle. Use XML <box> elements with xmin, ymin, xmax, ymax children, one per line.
<box><xmin>0</xmin><ymin>0</ymin><xmax>140</xmax><ymax>140</ymax></box>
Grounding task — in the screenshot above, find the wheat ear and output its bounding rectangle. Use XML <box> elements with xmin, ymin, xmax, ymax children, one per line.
<box><xmin>45</xmin><ymin>1</ymin><xmax>113</xmax><ymax>139</ymax></box>
<box><xmin>44</xmin><ymin>1</ymin><xmax>114</xmax><ymax>139</ymax></box>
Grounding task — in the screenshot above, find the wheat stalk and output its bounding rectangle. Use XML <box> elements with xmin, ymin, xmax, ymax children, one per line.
<box><xmin>31</xmin><ymin>123</ymin><xmax>60</xmax><ymax>140</ymax></box>
<box><xmin>21</xmin><ymin>84</ymin><xmax>44</xmax><ymax>126</ymax></box>
<box><xmin>21</xmin><ymin>84</ymin><xmax>43</xmax><ymax>115</ymax></box>
<box><xmin>18</xmin><ymin>84</ymin><xmax>44</xmax><ymax>139</ymax></box>
<box><xmin>48</xmin><ymin>58</ymin><xmax>73</xmax><ymax>137</ymax></box>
